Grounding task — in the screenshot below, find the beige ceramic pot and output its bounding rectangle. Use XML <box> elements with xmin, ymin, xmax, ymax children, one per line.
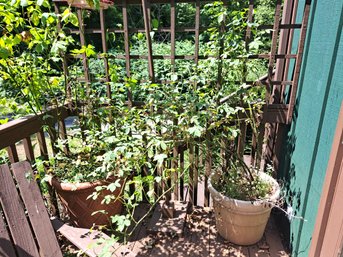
<box><xmin>208</xmin><ymin>172</ymin><xmax>280</xmax><ymax>245</ymax></box>
<box><xmin>49</xmin><ymin>177</ymin><xmax>123</xmax><ymax>228</ymax></box>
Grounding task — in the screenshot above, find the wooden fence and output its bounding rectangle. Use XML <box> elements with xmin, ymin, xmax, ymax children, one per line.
<box><xmin>0</xmin><ymin>0</ymin><xmax>311</xmax><ymax>208</ymax></box>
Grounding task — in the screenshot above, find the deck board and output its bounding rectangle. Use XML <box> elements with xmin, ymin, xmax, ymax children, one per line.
<box><xmin>125</xmin><ymin>205</ymin><xmax>289</xmax><ymax>257</ymax></box>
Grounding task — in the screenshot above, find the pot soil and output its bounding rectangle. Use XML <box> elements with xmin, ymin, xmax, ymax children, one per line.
<box><xmin>208</xmin><ymin>172</ymin><xmax>280</xmax><ymax>245</ymax></box>
<box><xmin>50</xmin><ymin>177</ymin><xmax>123</xmax><ymax>228</ymax></box>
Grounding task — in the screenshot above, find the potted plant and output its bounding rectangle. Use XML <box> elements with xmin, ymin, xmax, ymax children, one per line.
<box><xmin>208</xmin><ymin>102</ymin><xmax>281</xmax><ymax>245</ymax></box>
<box><xmin>43</xmin><ymin>126</ymin><xmax>125</xmax><ymax>228</ymax></box>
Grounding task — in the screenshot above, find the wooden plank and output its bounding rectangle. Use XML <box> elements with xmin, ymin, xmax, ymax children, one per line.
<box><xmin>127</xmin><ymin>204</ymin><xmax>153</xmax><ymax>256</ymax></box>
<box><xmin>273</xmin><ymin>0</ymin><xmax>294</xmax><ymax>104</ymax></box>
<box><xmin>0</xmin><ymin>211</ymin><xmax>17</xmax><ymax>257</ymax></box>
<box><xmin>172</xmin><ymin>141</ymin><xmax>179</xmax><ymax>200</ymax></box>
<box><xmin>194</xmin><ymin>0</ymin><xmax>200</xmax><ymax>65</ymax></box>
<box><xmin>204</xmin><ymin>131</ymin><xmax>212</xmax><ymax>207</ymax></box>
<box><xmin>286</xmin><ymin>0</ymin><xmax>311</xmax><ymax>124</ymax></box>
<box><xmin>0</xmin><ymin>164</ymin><xmax>40</xmax><ymax>257</ymax></box>
<box><xmin>141</xmin><ymin>0</ymin><xmax>155</xmax><ymax>82</ymax></box>
<box><xmin>51</xmin><ymin>218</ymin><xmax>135</xmax><ymax>257</ymax></box>
<box><xmin>309</xmin><ymin>102</ymin><xmax>343</xmax><ymax>257</ymax></box>
<box><xmin>23</xmin><ymin>137</ymin><xmax>35</xmax><ymax>162</ymax></box>
<box><xmin>265</xmin><ymin>218</ymin><xmax>289</xmax><ymax>256</ymax></box>
<box><xmin>0</xmin><ymin>106</ymin><xmax>74</xmax><ymax>149</ymax></box>
<box><xmin>58</xmin><ymin>120</ymin><xmax>69</xmax><ymax>154</ymax></box>
<box><xmin>147</xmin><ymin>201</ymin><xmax>188</xmax><ymax>237</ymax></box>
<box><xmin>69</xmin><ymin>24</ymin><xmax>301</xmax><ymax>34</ymax></box>
<box><xmin>122</xmin><ymin>0</ymin><xmax>133</xmax><ymax>106</ymax></box>
<box><xmin>37</xmin><ymin>129</ymin><xmax>48</xmax><ymax>159</ymax></box>
<box><xmin>194</xmin><ymin>144</ymin><xmax>199</xmax><ymax>206</ymax></box>
<box><xmin>189</xmin><ymin>144</ymin><xmax>194</xmax><ymax>204</ymax></box>
<box><xmin>237</xmin><ymin>121</ymin><xmax>247</xmax><ymax>157</ymax></box>
<box><xmin>266</xmin><ymin>0</ymin><xmax>282</xmax><ymax>102</ymax></box>
<box><xmin>179</xmin><ymin>147</ymin><xmax>185</xmax><ymax>201</ymax></box>
<box><xmin>7</xmin><ymin>144</ymin><xmax>19</xmax><ymax>163</ymax></box>
<box><xmin>11</xmin><ymin>161</ymin><xmax>63</xmax><ymax>257</ymax></box>
<box><xmin>281</xmin><ymin>0</ymin><xmax>299</xmax><ymax>103</ymax></box>
<box><xmin>262</xmin><ymin>104</ymin><xmax>288</xmax><ymax>124</ymax></box>
<box><xmin>99</xmin><ymin>9</ymin><xmax>111</xmax><ymax>98</ymax></box>
<box><xmin>170</xmin><ymin>0</ymin><xmax>176</xmax><ymax>71</ymax></box>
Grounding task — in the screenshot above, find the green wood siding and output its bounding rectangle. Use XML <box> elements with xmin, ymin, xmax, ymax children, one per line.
<box><xmin>280</xmin><ymin>0</ymin><xmax>343</xmax><ymax>256</ymax></box>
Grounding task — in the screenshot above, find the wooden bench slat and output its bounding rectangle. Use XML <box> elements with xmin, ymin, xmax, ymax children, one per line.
<box><xmin>11</xmin><ymin>161</ymin><xmax>63</xmax><ymax>257</ymax></box>
<box><xmin>0</xmin><ymin>209</ymin><xmax>17</xmax><ymax>257</ymax></box>
<box><xmin>0</xmin><ymin>164</ymin><xmax>40</xmax><ymax>257</ymax></box>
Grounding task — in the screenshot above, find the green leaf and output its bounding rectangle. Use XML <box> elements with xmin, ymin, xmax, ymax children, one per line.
<box><xmin>20</xmin><ymin>0</ymin><xmax>28</xmax><ymax>6</ymax></box>
<box><xmin>0</xmin><ymin>48</ymin><xmax>10</xmax><ymax>59</ymax></box>
<box><xmin>152</xmin><ymin>19</ymin><xmax>159</xmax><ymax>29</ymax></box>
<box><xmin>154</xmin><ymin>153</ymin><xmax>167</xmax><ymax>165</ymax></box>
<box><xmin>188</xmin><ymin>125</ymin><xmax>203</xmax><ymax>137</ymax></box>
<box><xmin>37</xmin><ymin>0</ymin><xmax>44</xmax><ymax>6</ymax></box>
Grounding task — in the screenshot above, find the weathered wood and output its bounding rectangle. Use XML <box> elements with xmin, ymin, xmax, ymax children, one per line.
<box><xmin>179</xmin><ymin>147</ymin><xmax>185</xmax><ymax>201</ymax></box>
<box><xmin>194</xmin><ymin>0</ymin><xmax>200</xmax><ymax>65</ymax></box>
<box><xmin>122</xmin><ymin>0</ymin><xmax>133</xmax><ymax>106</ymax></box>
<box><xmin>51</xmin><ymin>218</ymin><xmax>135</xmax><ymax>257</ymax></box>
<box><xmin>58</xmin><ymin>119</ymin><xmax>69</xmax><ymax>154</ymax></box>
<box><xmin>172</xmin><ymin>142</ymin><xmax>179</xmax><ymax>200</ymax></box>
<box><xmin>77</xmin><ymin>9</ymin><xmax>90</xmax><ymax>83</ymax></box>
<box><xmin>204</xmin><ymin>130</ymin><xmax>212</xmax><ymax>207</ymax></box>
<box><xmin>170</xmin><ymin>0</ymin><xmax>176</xmax><ymax>71</ymax></box>
<box><xmin>263</xmin><ymin>104</ymin><xmax>289</xmax><ymax>124</ymax></box>
<box><xmin>0</xmin><ymin>164</ymin><xmax>40</xmax><ymax>257</ymax></box>
<box><xmin>0</xmin><ymin>106</ymin><xmax>74</xmax><ymax>149</ymax></box>
<box><xmin>23</xmin><ymin>137</ymin><xmax>35</xmax><ymax>162</ymax></box>
<box><xmin>189</xmin><ymin>144</ymin><xmax>194</xmax><ymax>204</ymax></box>
<box><xmin>194</xmin><ymin>144</ymin><xmax>199</xmax><ymax>206</ymax></box>
<box><xmin>147</xmin><ymin>201</ymin><xmax>188</xmax><ymax>237</ymax></box>
<box><xmin>11</xmin><ymin>161</ymin><xmax>63</xmax><ymax>257</ymax></box>
<box><xmin>141</xmin><ymin>0</ymin><xmax>155</xmax><ymax>82</ymax></box>
<box><xmin>0</xmin><ymin>212</ymin><xmax>17</xmax><ymax>257</ymax></box>
<box><xmin>286</xmin><ymin>0</ymin><xmax>311</xmax><ymax>123</ymax></box>
<box><xmin>99</xmin><ymin>9</ymin><xmax>111</xmax><ymax>97</ymax></box>
<box><xmin>37</xmin><ymin>129</ymin><xmax>49</xmax><ymax>159</ymax></box>
<box><xmin>266</xmin><ymin>0</ymin><xmax>282</xmax><ymax>101</ymax></box>
<box><xmin>7</xmin><ymin>144</ymin><xmax>18</xmax><ymax>164</ymax></box>
<box><xmin>237</xmin><ymin>121</ymin><xmax>247</xmax><ymax>157</ymax></box>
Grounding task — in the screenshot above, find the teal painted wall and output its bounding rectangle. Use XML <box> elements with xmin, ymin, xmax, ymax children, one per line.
<box><xmin>280</xmin><ymin>0</ymin><xmax>343</xmax><ymax>256</ymax></box>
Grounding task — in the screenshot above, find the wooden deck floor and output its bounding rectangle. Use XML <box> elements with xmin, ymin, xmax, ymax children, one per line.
<box><xmin>123</xmin><ymin>205</ymin><xmax>289</xmax><ymax>257</ymax></box>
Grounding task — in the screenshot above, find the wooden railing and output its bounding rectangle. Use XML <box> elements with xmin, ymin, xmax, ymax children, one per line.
<box><xmin>0</xmin><ymin>104</ymin><xmax>268</xmax><ymax>208</ymax></box>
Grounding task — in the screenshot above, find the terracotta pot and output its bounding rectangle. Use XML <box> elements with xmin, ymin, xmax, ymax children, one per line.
<box><xmin>49</xmin><ymin>177</ymin><xmax>123</xmax><ymax>228</ymax></box>
<box><xmin>208</xmin><ymin>172</ymin><xmax>280</xmax><ymax>245</ymax></box>
<box><xmin>67</xmin><ymin>0</ymin><xmax>114</xmax><ymax>9</ymax></box>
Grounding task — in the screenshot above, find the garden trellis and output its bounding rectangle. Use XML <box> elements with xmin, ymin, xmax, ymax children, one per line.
<box><xmin>0</xmin><ymin>0</ymin><xmax>312</xmax><ymax>209</ymax></box>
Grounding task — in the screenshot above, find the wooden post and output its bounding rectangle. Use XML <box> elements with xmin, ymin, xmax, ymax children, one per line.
<box><xmin>141</xmin><ymin>0</ymin><xmax>155</xmax><ymax>82</ymax></box>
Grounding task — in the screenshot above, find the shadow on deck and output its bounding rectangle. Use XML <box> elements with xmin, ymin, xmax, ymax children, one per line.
<box><xmin>125</xmin><ymin>205</ymin><xmax>289</xmax><ymax>257</ymax></box>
